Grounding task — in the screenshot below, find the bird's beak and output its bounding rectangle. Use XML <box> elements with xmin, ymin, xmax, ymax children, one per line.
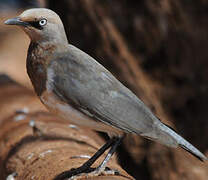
<box><xmin>4</xmin><ymin>17</ymin><xmax>29</xmax><ymax>27</ymax></box>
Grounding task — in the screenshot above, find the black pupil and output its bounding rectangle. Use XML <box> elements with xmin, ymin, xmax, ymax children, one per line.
<box><xmin>40</xmin><ymin>20</ymin><xmax>45</xmax><ymax>25</ymax></box>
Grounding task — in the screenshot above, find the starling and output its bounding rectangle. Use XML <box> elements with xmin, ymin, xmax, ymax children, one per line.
<box><xmin>5</xmin><ymin>8</ymin><xmax>207</xmax><ymax>179</ymax></box>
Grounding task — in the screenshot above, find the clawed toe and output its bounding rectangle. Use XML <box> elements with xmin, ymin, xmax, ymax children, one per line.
<box><xmin>54</xmin><ymin>167</ymin><xmax>94</xmax><ymax>180</ymax></box>
<box><xmin>54</xmin><ymin>166</ymin><xmax>119</xmax><ymax>180</ymax></box>
<box><xmin>54</xmin><ymin>137</ymin><xmax>123</xmax><ymax>180</ymax></box>
<box><xmin>68</xmin><ymin>167</ymin><xmax>119</xmax><ymax>180</ymax></box>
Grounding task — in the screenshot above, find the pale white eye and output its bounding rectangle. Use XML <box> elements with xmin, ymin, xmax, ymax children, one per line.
<box><xmin>39</xmin><ymin>19</ymin><xmax>47</xmax><ymax>26</ymax></box>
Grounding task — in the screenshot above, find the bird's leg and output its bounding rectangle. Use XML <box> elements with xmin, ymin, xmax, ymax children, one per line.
<box><xmin>93</xmin><ymin>136</ymin><xmax>123</xmax><ymax>174</ymax></box>
<box><xmin>68</xmin><ymin>137</ymin><xmax>123</xmax><ymax>180</ymax></box>
<box><xmin>54</xmin><ymin>137</ymin><xmax>120</xmax><ymax>180</ymax></box>
<box><xmin>73</xmin><ymin>137</ymin><xmax>119</xmax><ymax>172</ymax></box>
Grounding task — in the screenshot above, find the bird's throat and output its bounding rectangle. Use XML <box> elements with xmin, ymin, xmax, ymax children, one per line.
<box><xmin>26</xmin><ymin>42</ymin><xmax>55</xmax><ymax>96</ymax></box>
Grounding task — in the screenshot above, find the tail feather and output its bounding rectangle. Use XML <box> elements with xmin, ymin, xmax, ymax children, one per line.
<box><xmin>180</xmin><ymin>143</ymin><xmax>207</xmax><ymax>161</ymax></box>
<box><xmin>161</xmin><ymin>123</ymin><xmax>207</xmax><ymax>161</ymax></box>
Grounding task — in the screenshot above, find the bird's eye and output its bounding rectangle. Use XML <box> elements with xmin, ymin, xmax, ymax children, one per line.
<box><xmin>39</xmin><ymin>19</ymin><xmax>47</xmax><ymax>26</ymax></box>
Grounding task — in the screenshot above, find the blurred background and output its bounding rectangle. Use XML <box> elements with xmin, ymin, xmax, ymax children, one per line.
<box><xmin>0</xmin><ymin>0</ymin><xmax>208</xmax><ymax>179</ymax></box>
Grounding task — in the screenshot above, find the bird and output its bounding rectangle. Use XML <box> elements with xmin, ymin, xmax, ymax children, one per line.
<box><xmin>5</xmin><ymin>8</ymin><xmax>207</xmax><ymax>179</ymax></box>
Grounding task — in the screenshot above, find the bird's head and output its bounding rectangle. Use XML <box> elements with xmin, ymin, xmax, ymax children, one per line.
<box><xmin>5</xmin><ymin>8</ymin><xmax>68</xmax><ymax>44</ymax></box>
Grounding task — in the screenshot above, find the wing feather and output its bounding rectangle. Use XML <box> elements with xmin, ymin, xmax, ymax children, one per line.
<box><xmin>48</xmin><ymin>45</ymin><xmax>159</xmax><ymax>134</ymax></box>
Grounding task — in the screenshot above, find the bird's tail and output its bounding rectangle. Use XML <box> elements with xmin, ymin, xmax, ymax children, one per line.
<box><xmin>158</xmin><ymin>123</ymin><xmax>207</xmax><ymax>161</ymax></box>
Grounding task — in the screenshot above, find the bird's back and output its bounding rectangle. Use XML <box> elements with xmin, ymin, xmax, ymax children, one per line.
<box><xmin>46</xmin><ymin>45</ymin><xmax>177</xmax><ymax>145</ymax></box>
<box><xmin>47</xmin><ymin>45</ymin><xmax>208</xmax><ymax>161</ymax></box>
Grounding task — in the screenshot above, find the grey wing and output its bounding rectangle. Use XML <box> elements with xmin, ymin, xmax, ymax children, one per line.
<box><xmin>48</xmin><ymin>45</ymin><xmax>159</xmax><ymax>135</ymax></box>
<box><xmin>47</xmin><ymin>45</ymin><xmax>208</xmax><ymax>161</ymax></box>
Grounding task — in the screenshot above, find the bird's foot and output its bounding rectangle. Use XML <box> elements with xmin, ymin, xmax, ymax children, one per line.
<box><xmin>70</xmin><ymin>154</ymin><xmax>91</xmax><ymax>160</ymax></box>
<box><xmin>54</xmin><ymin>137</ymin><xmax>123</xmax><ymax>180</ymax></box>
<box><xmin>68</xmin><ymin>167</ymin><xmax>119</xmax><ymax>180</ymax></box>
<box><xmin>54</xmin><ymin>166</ymin><xmax>119</xmax><ymax>180</ymax></box>
<box><xmin>54</xmin><ymin>165</ymin><xmax>93</xmax><ymax>180</ymax></box>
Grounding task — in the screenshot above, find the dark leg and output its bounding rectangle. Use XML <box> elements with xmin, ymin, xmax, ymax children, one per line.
<box><xmin>54</xmin><ymin>136</ymin><xmax>122</xmax><ymax>180</ymax></box>
<box><xmin>96</xmin><ymin>136</ymin><xmax>123</xmax><ymax>172</ymax></box>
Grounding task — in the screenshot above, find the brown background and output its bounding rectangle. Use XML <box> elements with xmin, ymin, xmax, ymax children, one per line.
<box><xmin>0</xmin><ymin>0</ymin><xmax>208</xmax><ymax>179</ymax></box>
